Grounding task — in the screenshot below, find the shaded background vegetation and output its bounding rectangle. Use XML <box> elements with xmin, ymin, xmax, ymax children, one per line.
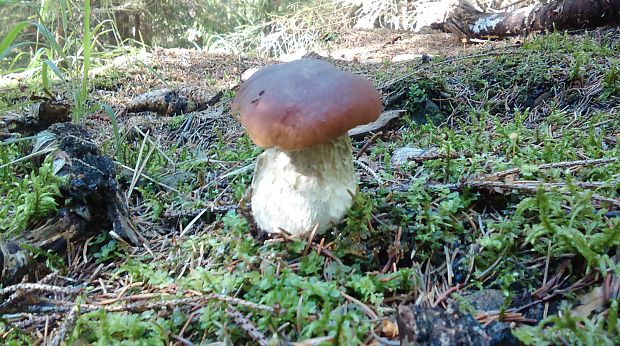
<box><xmin>1</xmin><ymin>0</ymin><xmax>545</xmax><ymax>67</ymax></box>
<box><xmin>0</xmin><ymin>0</ymin><xmax>338</xmax><ymax>64</ymax></box>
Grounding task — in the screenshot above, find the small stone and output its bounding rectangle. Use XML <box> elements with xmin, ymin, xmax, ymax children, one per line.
<box><xmin>461</xmin><ymin>289</ymin><xmax>506</xmax><ymax>312</ymax></box>
<box><xmin>410</xmin><ymin>99</ymin><xmax>445</xmax><ymax>125</ymax></box>
<box><xmin>391</xmin><ymin>147</ymin><xmax>428</xmax><ymax>166</ymax></box>
<box><xmin>392</xmin><ymin>53</ymin><xmax>418</xmax><ymax>62</ymax></box>
<box><xmin>160</xmin><ymin>171</ymin><xmax>196</xmax><ymax>188</ymax></box>
<box><xmin>396</xmin><ymin>304</ymin><xmax>518</xmax><ymax>346</ymax></box>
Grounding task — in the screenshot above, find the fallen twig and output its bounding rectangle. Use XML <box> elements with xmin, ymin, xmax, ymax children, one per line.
<box><xmin>88</xmin><ymin>293</ymin><xmax>279</xmax><ymax>314</ymax></box>
<box><xmin>432</xmin><ymin>283</ymin><xmax>462</xmax><ymax>307</ymax></box>
<box><xmin>0</xmin><ymin>283</ymin><xmax>82</xmax><ymax>299</ymax></box>
<box><xmin>355</xmin><ymin>131</ymin><xmax>383</xmax><ymax>159</ymax></box>
<box><xmin>339</xmin><ymin>290</ymin><xmax>379</xmax><ymax>320</ymax></box>
<box><xmin>226</xmin><ymin>305</ymin><xmax>269</xmax><ymax>346</ymax></box>
<box><xmin>478</xmin><ymin>158</ymin><xmax>617</xmax><ymax>181</ymax></box>
<box><xmin>425</xmin><ymin>180</ymin><xmax>620</xmax><ymax>208</ymax></box>
<box><xmin>48</xmin><ymin>305</ymin><xmax>78</xmax><ymax>346</ymax></box>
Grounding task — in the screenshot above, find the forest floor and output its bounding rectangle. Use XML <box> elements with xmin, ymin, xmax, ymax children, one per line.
<box><xmin>0</xmin><ymin>27</ymin><xmax>619</xmax><ymax>345</ymax></box>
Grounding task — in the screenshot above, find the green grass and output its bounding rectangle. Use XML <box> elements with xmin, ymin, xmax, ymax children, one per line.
<box><xmin>0</xmin><ymin>0</ymin><xmax>131</xmax><ymax>122</ymax></box>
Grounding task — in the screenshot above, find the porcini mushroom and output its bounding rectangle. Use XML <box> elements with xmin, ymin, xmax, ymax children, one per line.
<box><xmin>231</xmin><ymin>58</ymin><xmax>381</xmax><ymax>236</ymax></box>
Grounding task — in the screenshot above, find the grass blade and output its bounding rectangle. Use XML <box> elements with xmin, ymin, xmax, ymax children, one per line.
<box><xmin>41</xmin><ymin>59</ymin><xmax>49</xmax><ymax>89</ymax></box>
<box><xmin>137</xmin><ymin>60</ymin><xmax>169</xmax><ymax>88</ymax></box>
<box><xmin>76</xmin><ymin>0</ymin><xmax>92</xmax><ymax>122</ymax></box>
<box><xmin>0</xmin><ymin>21</ymin><xmax>30</xmax><ymax>58</ymax></box>
<box><xmin>101</xmin><ymin>103</ymin><xmax>124</xmax><ymax>162</ymax></box>
<box><xmin>43</xmin><ymin>59</ymin><xmax>64</xmax><ymax>79</ymax></box>
<box><xmin>31</xmin><ymin>22</ymin><xmax>65</xmax><ymax>59</ymax></box>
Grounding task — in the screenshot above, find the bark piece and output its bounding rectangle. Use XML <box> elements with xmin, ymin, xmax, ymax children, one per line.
<box><xmin>126</xmin><ymin>86</ymin><xmax>222</xmax><ymax>115</ymax></box>
<box><xmin>0</xmin><ymin>123</ymin><xmax>144</xmax><ymax>285</ymax></box>
<box><xmin>0</xmin><ymin>99</ymin><xmax>71</xmax><ymax>136</ymax></box>
<box><xmin>348</xmin><ymin>110</ymin><xmax>404</xmax><ymax>138</ymax></box>
<box><xmin>391</xmin><ymin>147</ymin><xmax>438</xmax><ymax>166</ymax></box>
<box><xmin>0</xmin><ymin>239</ymin><xmax>31</xmax><ymax>286</ymax></box>
<box><xmin>452</xmin><ymin>0</ymin><xmax>620</xmax><ymax>38</ymax></box>
<box><xmin>45</xmin><ymin>123</ymin><xmax>144</xmax><ymax>245</ymax></box>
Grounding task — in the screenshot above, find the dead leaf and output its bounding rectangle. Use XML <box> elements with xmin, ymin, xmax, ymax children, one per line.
<box><xmin>504</xmin><ymin>174</ymin><xmax>517</xmax><ymax>183</ymax></box>
<box><xmin>382</xmin><ymin>319</ymin><xmax>399</xmax><ymax>338</ymax></box>
<box><xmin>573</xmin><ymin>286</ymin><xmax>604</xmax><ymax>317</ymax></box>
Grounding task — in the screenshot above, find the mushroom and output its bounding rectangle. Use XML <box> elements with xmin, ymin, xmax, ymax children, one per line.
<box><xmin>231</xmin><ymin>58</ymin><xmax>382</xmax><ymax>236</ymax></box>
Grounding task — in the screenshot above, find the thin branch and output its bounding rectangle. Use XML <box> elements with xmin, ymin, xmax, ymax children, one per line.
<box><xmin>479</xmin><ymin>158</ymin><xmax>617</xmax><ymax>181</ymax></box>
<box><xmin>226</xmin><ymin>305</ymin><xmax>269</xmax><ymax>346</ymax></box>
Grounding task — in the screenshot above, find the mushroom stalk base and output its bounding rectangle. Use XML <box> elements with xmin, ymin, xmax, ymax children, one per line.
<box><xmin>251</xmin><ymin>135</ymin><xmax>356</xmax><ymax>236</ymax></box>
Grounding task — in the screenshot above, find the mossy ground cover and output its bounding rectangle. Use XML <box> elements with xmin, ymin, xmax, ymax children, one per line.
<box><xmin>0</xmin><ymin>28</ymin><xmax>619</xmax><ymax>345</ymax></box>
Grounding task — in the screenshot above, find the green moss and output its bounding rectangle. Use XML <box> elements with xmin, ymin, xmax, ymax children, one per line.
<box><xmin>92</xmin><ymin>67</ymin><xmax>130</xmax><ymax>91</ymax></box>
<box><xmin>0</xmin><ymin>153</ymin><xmax>64</xmax><ymax>236</ymax></box>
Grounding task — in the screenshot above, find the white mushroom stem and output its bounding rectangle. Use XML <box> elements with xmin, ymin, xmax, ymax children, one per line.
<box><xmin>251</xmin><ymin>135</ymin><xmax>356</xmax><ymax>236</ymax></box>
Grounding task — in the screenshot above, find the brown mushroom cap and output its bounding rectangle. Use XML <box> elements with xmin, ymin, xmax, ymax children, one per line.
<box><xmin>231</xmin><ymin>58</ymin><xmax>382</xmax><ymax>150</ymax></box>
